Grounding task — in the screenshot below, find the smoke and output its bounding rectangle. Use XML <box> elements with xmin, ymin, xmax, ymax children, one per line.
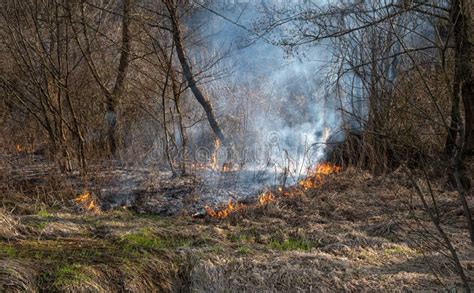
<box><xmin>185</xmin><ymin>1</ymin><xmax>340</xmax><ymax>178</ymax></box>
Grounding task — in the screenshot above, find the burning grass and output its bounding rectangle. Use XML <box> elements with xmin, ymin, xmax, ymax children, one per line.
<box><xmin>298</xmin><ymin>162</ymin><xmax>342</xmax><ymax>190</ymax></box>
<box><xmin>204</xmin><ymin>162</ymin><xmax>342</xmax><ymax>219</ymax></box>
<box><xmin>204</xmin><ymin>199</ymin><xmax>245</xmax><ymax>219</ymax></box>
<box><xmin>74</xmin><ymin>191</ymin><xmax>99</xmax><ymax>213</ymax></box>
<box><xmin>0</xmin><ymin>166</ymin><xmax>472</xmax><ymax>291</ymax></box>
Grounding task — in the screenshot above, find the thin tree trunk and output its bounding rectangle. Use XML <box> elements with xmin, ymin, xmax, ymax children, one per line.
<box><xmin>164</xmin><ymin>0</ymin><xmax>226</xmax><ymax>144</ymax></box>
<box><xmin>171</xmin><ymin>70</ymin><xmax>187</xmax><ymax>175</ymax></box>
<box><xmin>161</xmin><ymin>86</ymin><xmax>176</xmax><ymax>177</ymax></box>
<box><xmin>444</xmin><ymin>67</ymin><xmax>462</xmax><ymax>157</ymax></box>
<box><xmin>159</xmin><ymin>39</ymin><xmax>177</xmax><ymax>177</ymax></box>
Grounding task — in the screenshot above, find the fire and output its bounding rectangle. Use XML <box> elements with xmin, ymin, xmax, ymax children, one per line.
<box><xmin>299</xmin><ymin>162</ymin><xmax>341</xmax><ymax>190</ymax></box>
<box><xmin>74</xmin><ymin>191</ymin><xmax>99</xmax><ymax>212</ymax></box>
<box><xmin>205</xmin><ymin>199</ymin><xmax>243</xmax><ymax>219</ymax></box>
<box><xmin>204</xmin><ymin>163</ymin><xmax>341</xmax><ymax>220</ymax></box>
<box><xmin>206</xmin><ymin>190</ymin><xmax>276</xmax><ymax>219</ymax></box>
<box><xmin>314</xmin><ymin>162</ymin><xmax>342</xmax><ymax>175</ymax></box>
<box><xmin>15</xmin><ymin>144</ymin><xmax>23</xmax><ymax>153</ymax></box>
<box><xmin>74</xmin><ymin>192</ymin><xmax>90</xmax><ymax>203</ymax></box>
<box><xmin>258</xmin><ymin>191</ymin><xmax>275</xmax><ymax>204</ymax></box>
<box><xmin>87</xmin><ymin>200</ymin><xmax>96</xmax><ymax>210</ymax></box>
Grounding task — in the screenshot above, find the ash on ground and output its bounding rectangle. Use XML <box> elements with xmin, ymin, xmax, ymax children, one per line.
<box><xmin>2</xmin><ymin>154</ymin><xmax>295</xmax><ymax>216</ymax></box>
<box><xmin>96</xmin><ymin>167</ymin><xmax>287</xmax><ymax>216</ymax></box>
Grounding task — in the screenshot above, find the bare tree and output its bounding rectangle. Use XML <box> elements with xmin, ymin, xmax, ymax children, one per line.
<box><xmin>1</xmin><ymin>0</ymin><xmax>87</xmax><ymax>172</ymax></box>
<box><xmin>68</xmin><ymin>0</ymin><xmax>131</xmax><ymax>156</ymax></box>
<box><xmin>163</xmin><ymin>0</ymin><xmax>227</xmax><ymax>145</ymax></box>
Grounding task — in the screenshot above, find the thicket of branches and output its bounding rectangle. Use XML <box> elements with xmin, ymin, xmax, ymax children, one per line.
<box><xmin>1</xmin><ymin>0</ymin><xmax>471</xmax><ymax>174</ymax></box>
<box><xmin>0</xmin><ymin>0</ymin><xmax>231</xmax><ymax>176</ymax></box>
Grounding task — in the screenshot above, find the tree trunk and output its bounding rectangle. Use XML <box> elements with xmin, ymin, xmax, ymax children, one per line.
<box><xmin>452</xmin><ymin>0</ymin><xmax>474</xmax><ymax>156</ymax></box>
<box><xmin>445</xmin><ymin>88</ymin><xmax>461</xmax><ymax>157</ymax></box>
<box><xmin>164</xmin><ymin>0</ymin><xmax>226</xmax><ymax>144</ymax></box>
<box><xmin>171</xmin><ymin>70</ymin><xmax>187</xmax><ymax>175</ymax></box>
<box><xmin>451</xmin><ymin>0</ymin><xmax>474</xmax><ymax>244</ymax></box>
<box><xmin>107</xmin><ymin>0</ymin><xmax>131</xmax><ymax>155</ymax></box>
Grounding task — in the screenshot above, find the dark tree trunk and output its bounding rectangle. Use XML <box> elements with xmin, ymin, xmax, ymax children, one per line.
<box><xmin>450</xmin><ymin>0</ymin><xmax>474</xmax><ymax>244</ymax></box>
<box><xmin>107</xmin><ymin>0</ymin><xmax>131</xmax><ymax>155</ymax></box>
<box><xmin>451</xmin><ymin>0</ymin><xmax>474</xmax><ymax>157</ymax></box>
<box><xmin>164</xmin><ymin>0</ymin><xmax>226</xmax><ymax>144</ymax></box>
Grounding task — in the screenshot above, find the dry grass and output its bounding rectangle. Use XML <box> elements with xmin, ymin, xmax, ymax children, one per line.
<box><xmin>0</xmin><ymin>168</ymin><xmax>473</xmax><ymax>292</ymax></box>
<box><xmin>0</xmin><ymin>209</ymin><xmax>23</xmax><ymax>241</ymax></box>
<box><xmin>0</xmin><ymin>259</ymin><xmax>39</xmax><ymax>292</ymax></box>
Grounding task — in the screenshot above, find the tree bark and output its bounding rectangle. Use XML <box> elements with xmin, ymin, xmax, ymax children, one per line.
<box><xmin>452</xmin><ymin>0</ymin><xmax>474</xmax><ymax>156</ymax></box>
<box><xmin>450</xmin><ymin>0</ymin><xmax>474</xmax><ymax>244</ymax></box>
<box><xmin>171</xmin><ymin>70</ymin><xmax>187</xmax><ymax>175</ymax></box>
<box><xmin>107</xmin><ymin>0</ymin><xmax>131</xmax><ymax>155</ymax></box>
<box><xmin>164</xmin><ymin>0</ymin><xmax>226</xmax><ymax>144</ymax></box>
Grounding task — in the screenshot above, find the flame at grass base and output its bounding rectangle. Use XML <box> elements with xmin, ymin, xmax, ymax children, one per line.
<box><xmin>205</xmin><ymin>190</ymin><xmax>276</xmax><ymax>219</ymax></box>
<box><xmin>205</xmin><ymin>199</ymin><xmax>244</xmax><ymax>219</ymax></box>
<box><xmin>74</xmin><ymin>191</ymin><xmax>99</xmax><ymax>212</ymax></box>
<box><xmin>258</xmin><ymin>191</ymin><xmax>275</xmax><ymax>204</ymax></box>
<box><xmin>298</xmin><ymin>163</ymin><xmax>341</xmax><ymax>190</ymax></box>
<box><xmin>204</xmin><ymin>162</ymin><xmax>342</xmax><ymax>219</ymax></box>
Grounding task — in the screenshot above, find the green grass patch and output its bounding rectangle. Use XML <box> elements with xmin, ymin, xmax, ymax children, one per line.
<box><xmin>268</xmin><ymin>238</ymin><xmax>312</xmax><ymax>251</ymax></box>
<box><xmin>53</xmin><ymin>264</ymin><xmax>90</xmax><ymax>287</ymax></box>
<box><xmin>237</xmin><ymin>246</ymin><xmax>251</xmax><ymax>255</ymax></box>
<box><xmin>120</xmin><ymin>228</ymin><xmax>191</xmax><ymax>254</ymax></box>
<box><xmin>383</xmin><ymin>245</ymin><xmax>415</xmax><ymax>256</ymax></box>
<box><xmin>0</xmin><ymin>244</ymin><xmax>17</xmax><ymax>257</ymax></box>
<box><xmin>229</xmin><ymin>233</ymin><xmax>253</xmax><ymax>243</ymax></box>
<box><xmin>23</xmin><ymin>219</ymin><xmax>49</xmax><ymax>230</ymax></box>
<box><xmin>37</xmin><ymin>209</ymin><xmax>52</xmax><ymax>218</ymax></box>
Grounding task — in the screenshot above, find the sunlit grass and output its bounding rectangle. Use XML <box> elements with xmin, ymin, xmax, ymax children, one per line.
<box><xmin>53</xmin><ymin>264</ymin><xmax>90</xmax><ymax>287</ymax></box>
<box><xmin>120</xmin><ymin>228</ymin><xmax>191</xmax><ymax>253</ymax></box>
<box><xmin>268</xmin><ymin>238</ymin><xmax>312</xmax><ymax>251</ymax></box>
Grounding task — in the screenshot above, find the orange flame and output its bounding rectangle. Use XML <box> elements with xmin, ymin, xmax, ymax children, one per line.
<box><xmin>74</xmin><ymin>191</ymin><xmax>99</xmax><ymax>212</ymax></box>
<box><xmin>258</xmin><ymin>191</ymin><xmax>275</xmax><ymax>204</ymax></box>
<box><xmin>87</xmin><ymin>200</ymin><xmax>96</xmax><ymax>210</ymax></box>
<box><xmin>206</xmin><ymin>190</ymin><xmax>276</xmax><ymax>219</ymax></box>
<box><xmin>204</xmin><ymin>163</ymin><xmax>341</xmax><ymax>220</ymax></box>
<box><xmin>15</xmin><ymin>144</ymin><xmax>23</xmax><ymax>153</ymax></box>
<box><xmin>299</xmin><ymin>162</ymin><xmax>341</xmax><ymax>190</ymax></box>
<box><xmin>205</xmin><ymin>199</ymin><xmax>244</xmax><ymax>219</ymax></box>
<box><xmin>74</xmin><ymin>191</ymin><xmax>90</xmax><ymax>204</ymax></box>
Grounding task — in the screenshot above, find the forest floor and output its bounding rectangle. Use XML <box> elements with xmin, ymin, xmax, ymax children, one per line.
<box><xmin>1</xmin><ymin>156</ymin><xmax>473</xmax><ymax>291</ymax></box>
